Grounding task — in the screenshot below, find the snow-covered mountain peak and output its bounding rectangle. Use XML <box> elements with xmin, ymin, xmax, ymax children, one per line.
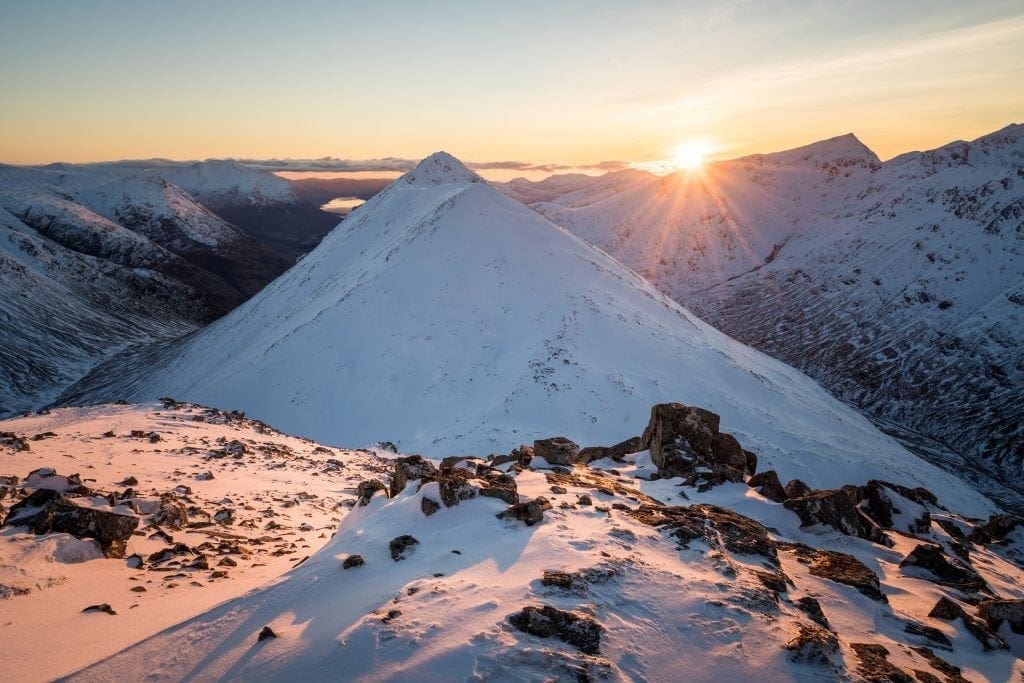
<box><xmin>402</xmin><ymin>151</ymin><xmax>484</xmax><ymax>187</ymax></box>
<box><xmin>730</xmin><ymin>132</ymin><xmax>881</xmax><ymax>172</ymax></box>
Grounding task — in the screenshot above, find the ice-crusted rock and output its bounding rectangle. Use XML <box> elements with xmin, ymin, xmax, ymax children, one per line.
<box><xmin>507</xmin><ymin>605</ymin><xmax>603</xmax><ymax>655</ymax></box>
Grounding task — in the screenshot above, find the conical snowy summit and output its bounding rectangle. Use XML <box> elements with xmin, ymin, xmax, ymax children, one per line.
<box><xmin>63</xmin><ymin>151</ymin><xmax>987</xmax><ymax>514</ymax></box>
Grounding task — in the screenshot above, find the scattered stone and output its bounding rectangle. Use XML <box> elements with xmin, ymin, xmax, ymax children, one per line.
<box><xmin>578</xmin><ymin>494</ymin><xmax>593</xmax><ymax>506</ymax></box>
<box><xmin>507</xmin><ymin>605</ymin><xmax>603</xmax><ymax>655</ymax></box>
<box><xmin>795</xmin><ymin>596</ymin><xmax>829</xmax><ymax>627</ymax></box>
<box><xmin>389</xmin><ymin>535</ymin><xmax>419</xmax><ymax>561</ymax></box>
<box><xmin>82</xmin><ymin>603</ymin><xmax>116</xmax><ymax>615</ymax></box>
<box><xmin>257</xmin><ymin>626</ymin><xmax>276</xmax><ymax>641</ymax></box>
<box><xmin>342</xmin><ymin>554</ymin><xmax>364</xmax><ymax>569</ymax></box>
<box><xmin>3</xmin><ymin>488</ymin><xmax>139</xmax><ymax>558</ymax></box>
<box><xmin>784</xmin><ymin>489</ymin><xmax>888</xmax><ymax>545</ymax></box>
<box><xmin>849</xmin><ymin>643</ymin><xmax>913</xmax><ymax>683</ymax></box>
<box><xmin>497</xmin><ymin>497</ymin><xmax>552</xmax><ymax>526</ymax></box>
<box><xmin>550</xmin><ymin>485</ymin><xmax>568</xmax><ymax>495</ymax></box>
<box><xmin>899</xmin><ymin>544</ymin><xmax>988</xmax><ymax>593</ymax></box>
<box><xmin>533</xmin><ymin>437</ymin><xmax>584</xmax><ymax>465</ymax></box>
<box><xmin>747</xmin><ymin>470</ymin><xmax>787</xmax><ymax>503</ymax></box>
<box><xmin>117</xmin><ymin>476</ymin><xmax>139</xmax><ymax>487</ymax></box>
<box><xmin>130</xmin><ymin>585</ymin><xmax>147</xmax><ymax>592</ymax></box>
<box><xmin>1</xmin><ymin>432</ymin><xmax>31</xmax><ymax>451</ymax></box>
<box><xmin>785</xmin><ymin>623</ymin><xmax>838</xmax><ymax>666</ymax></box>
<box><xmin>151</xmin><ymin>494</ymin><xmax>189</xmax><ymax>529</ymax></box>
<box><xmin>541</xmin><ymin>571</ymin><xmax>575</xmax><ymax>589</ymax></box>
<box><xmin>195</xmin><ymin>471</ymin><xmax>215</xmax><ymax>481</ymax></box>
<box><xmin>213</xmin><ymin>508</ymin><xmax>235</xmax><ymax>526</ymax></box>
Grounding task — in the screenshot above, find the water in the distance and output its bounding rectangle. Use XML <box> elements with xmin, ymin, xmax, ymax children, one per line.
<box><xmin>320</xmin><ymin>197</ymin><xmax>365</xmax><ymax>215</ymax></box>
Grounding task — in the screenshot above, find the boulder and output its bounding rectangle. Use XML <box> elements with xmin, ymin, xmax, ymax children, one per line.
<box><xmin>507</xmin><ymin>605</ymin><xmax>603</xmax><ymax>655</ymax></box>
<box><xmin>899</xmin><ymin>544</ymin><xmax>989</xmax><ymax>594</ymax></box>
<box><xmin>784</xmin><ymin>489</ymin><xmax>889</xmax><ymax>545</ymax></box>
<box><xmin>533</xmin><ymin>437</ymin><xmax>584</xmax><ymax>465</ymax></box>
<box><xmin>606</xmin><ymin>436</ymin><xmax>643</xmax><ymax>461</ymax></box>
<box><xmin>784</xmin><ymin>479</ymin><xmax>812</xmax><ymax>499</ymax></box>
<box><xmin>639</xmin><ymin>403</ymin><xmax>749</xmax><ymax>476</ymax></box>
<box><xmin>860</xmin><ymin>481</ymin><xmax>931</xmax><ymax>534</ymax></box>
<box><xmin>498</xmin><ymin>497</ymin><xmax>551</xmax><ymax>526</ymax></box>
<box><xmin>342</xmin><ymin>554</ymin><xmax>364</xmax><ymax>569</ymax></box>
<box><xmin>389</xmin><ymin>456</ymin><xmax>438</xmax><ymax>497</ymax></box>
<box><xmin>356</xmin><ymin>479</ymin><xmax>386</xmax><ymax>506</ymax></box>
<box><xmin>3</xmin><ymin>489</ymin><xmax>139</xmax><ymax>558</ymax></box>
<box><xmin>151</xmin><ymin>494</ymin><xmax>189</xmax><ymax>528</ymax></box>
<box><xmin>748</xmin><ymin>470</ymin><xmax>787</xmax><ymax>503</ymax></box>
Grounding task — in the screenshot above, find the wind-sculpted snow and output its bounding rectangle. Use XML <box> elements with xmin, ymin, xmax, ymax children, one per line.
<box><xmin>519</xmin><ymin>124</ymin><xmax>1024</xmax><ymax>503</ymax></box>
<box><xmin>63</xmin><ymin>152</ymin><xmax>993</xmax><ymax>517</ymax></box>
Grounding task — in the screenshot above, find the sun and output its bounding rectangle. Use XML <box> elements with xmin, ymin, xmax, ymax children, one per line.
<box><xmin>670</xmin><ymin>140</ymin><xmax>715</xmax><ymax>171</ymax></box>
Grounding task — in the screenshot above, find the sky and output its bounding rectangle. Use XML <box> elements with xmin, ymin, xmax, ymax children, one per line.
<box><xmin>1</xmin><ymin>0</ymin><xmax>1022</xmax><ymax>169</ymax></box>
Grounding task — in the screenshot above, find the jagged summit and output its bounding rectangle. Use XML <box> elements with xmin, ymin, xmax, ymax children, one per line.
<box><xmin>402</xmin><ymin>151</ymin><xmax>484</xmax><ymax>187</ymax></box>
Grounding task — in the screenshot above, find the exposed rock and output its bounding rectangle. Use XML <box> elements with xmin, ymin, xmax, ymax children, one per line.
<box><xmin>978</xmin><ymin>598</ymin><xmax>1024</xmax><ymax>634</ymax></box>
<box><xmin>753</xmin><ymin>569</ymin><xmax>789</xmax><ymax>594</ymax></box>
<box><xmin>849</xmin><ymin>643</ymin><xmax>913</xmax><ymax>683</ymax></box>
<box><xmin>3</xmin><ymin>488</ymin><xmax>139</xmax><ymax>558</ymax></box>
<box><xmin>899</xmin><ymin>544</ymin><xmax>989</xmax><ymax>593</ymax></box>
<box><xmin>781</xmin><ymin>543</ymin><xmax>887</xmax><ymax>602</ymax></box>
<box><xmin>607</xmin><ymin>436</ymin><xmax>642</xmax><ymax>461</ymax></box>
<box><xmin>491</xmin><ymin>445</ymin><xmax>534</xmax><ymax>468</ymax></box>
<box><xmin>784</xmin><ymin>479</ymin><xmax>812</xmax><ymax>499</ymax></box>
<box><xmin>928</xmin><ymin>597</ymin><xmax>1006</xmax><ymax>650</ymax></box>
<box><xmin>498</xmin><ymin>497</ymin><xmax>552</xmax><ymax>526</ymax></box>
<box><xmin>151</xmin><ymin>494</ymin><xmax>189</xmax><ymax>529</ymax></box>
<box><xmin>420</xmin><ymin>497</ymin><xmax>440</xmax><ymax>516</ymax></box>
<box><xmin>630</xmin><ymin>504</ymin><xmax>778</xmax><ymax>563</ymax></box>
<box><xmin>342</xmin><ymin>554</ymin><xmax>364</xmax><ymax>569</ymax></box>
<box><xmin>82</xmin><ymin>603</ymin><xmax>116</xmax><ymax>615</ymax></box>
<box><xmin>903</xmin><ymin>621</ymin><xmax>952</xmax><ymax>649</ymax></box>
<box><xmin>747</xmin><ymin>470</ymin><xmax>787</xmax><ymax>503</ymax></box>
<box><xmin>117</xmin><ymin>476</ymin><xmax>139</xmax><ymax>487</ymax></box>
<box><xmin>785</xmin><ymin>623</ymin><xmax>838</xmax><ymax>666</ymax></box>
<box><xmin>533</xmin><ymin>437</ymin><xmax>584</xmax><ymax>465</ymax></box>
<box><xmin>784</xmin><ymin>489</ymin><xmax>889</xmax><ymax>545</ymax></box>
<box><xmin>639</xmin><ymin>403</ymin><xmax>749</xmax><ymax>477</ymax></box>
<box><xmin>578</xmin><ymin>494</ymin><xmax>593</xmax><ymax>506</ymax></box>
<box><xmin>0</xmin><ymin>432</ymin><xmax>30</xmax><ymax>451</ymax></box>
<box><xmin>911</xmin><ymin>647</ymin><xmax>967</xmax><ymax>683</ymax></box>
<box><xmin>257</xmin><ymin>626</ymin><xmax>276</xmax><ymax>641</ymax></box>
<box><xmin>550</xmin><ymin>485</ymin><xmax>568</xmax><ymax>495</ymax></box>
<box><xmin>213</xmin><ymin>508</ymin><xmax>235</xmax><ymax>526</ymax></box>
<box><xmin>390</xmin><ymin>456</ymin><xmax>438</xmax><ymax>497</ymax></box>
<box><xmin>195</xmin><ymin>471</ymin><xmax>215</xmax><ymax>481</ymax></box>
<box><xmin>507</xmin><ymin>605</ymin><xmax>603</xmax><ymax>655</ymax></box>
<box><xmin>969</xmin><ymin>514</ymin><xmax>1023</xmax><ymax>545</ymax></box>
<box><xmin>356</xmin><ymin>479</ymin><xmax>386</xmax><ymax>506</ymax></box>
<box><xmin>859</xmin><ymin>481</ymin><xmax>931</xmax><ymax>534</ymax></box>
<box><xmin>541</xmin><ymin>570</ymin><xmax>575</xmax><ymax>589</ymax></box>
<box><xmin>389</xmin><ymin>535</ymin><xmax>419</xmax><ymax>561</ymax></box>
<box><xmin>795</xmin><ymin>596</ymin><xmax>829</xmax><ymax>627</ymax></box>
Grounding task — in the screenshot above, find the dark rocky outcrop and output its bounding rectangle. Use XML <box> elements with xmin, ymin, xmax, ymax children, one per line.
<box><xmin>903</xmin><ymin>621</ymin><xmax>952</xmax><ymax>649</ymax></box>
<box><xmin>969</xmin><ymin>514</ymin><xmax>1023</xmax><ymax>545</ymax></box>
<box><xmin>533</xmin><ymin>437</ymin><xmax>585</xmax><ymax>465</ymax></box>
<box><xmin>784</xmin><ymin>479</ymin><xmax>812</xmax><ymax>499</ymax></box>
<box><xmin>795</xmin><ymin>596</ymin><xmax>829</xmax><ymax>627</ymax></box>
<box><xmin>785</xmin><ymin>623</ymin><xmax>838</xmax><ymax>666</ymax></box>
<box><xmin>747</xmin><ymin>470</ymin><xmax>787</xmax><ymax>503</ymax></box>
<box><xmin>630</xmin><ymin>504</ymin><xmax>778</xmax><ymax>563</ymax></box>
<box><xmin>389</xmin><ymin>535</ymin><xmax>419</xmax><ymax>561</ymax></box>
<box><xmin>978</xmin><ymin>598</ymin><xmax>1024</xmax><ymax>634</ymax></box>
<box><xmin>849</xmin><ymin>643</ymin><xmax>913</xmax><ymax>683</ymax></box>
<box><xmin>498</xmin><ymin>497</ymin><xmax>552</xmax><ymax>526</ymax></box>
<box><xmin>784</xmin><ymin>489</ymin><xmax>889</xmax><ymax>545</ymax></box>
<box><xmin>911</xmin><ymin>647</ymin><xmax>967</xmax><ymax>683</ymax></box>
<box><xmin>151</xmin><ymin>494</ymin><xmax>189</xmax><ymax>529</ymax></box>
<box><xmin>781</xmin><ymin>543</ymin><xmax>887</xmax><ymax>602</ymax></box>
<box><xmin>342</xmin><ymin>554</ymin><xmax>364</xmax><ymax>569</ymax></box>
<box><xmin>899</xmin><ymin>544</ymin><xmax>989</xmax><ymax>594</ymax></box>
<box><xmin>639</xmin><ymin>404</ymin><xmax>752</xmax><ymax>477</ymax></box>
<box><xmin>507</xmin><ymin>605</ymin><xmax>603</xmax><ymax>655</ymax></box>
<box><xmin>928</xmin><ymin>597</ymin><xmax>1006</xmax><ymax>650</ymax></box>
<box><xmin>356</xmin><ymin>479</ymin><xmax>386</xmax><ymax>506</ymax></box>
<box><xmin>3</xmin><ymin>488</ymin><xmax>139</xmax><ymax>558</ymax></box>
<box><xmin>390</xmin><ymin>456</ymin><xmax>438</xmax><ymax>498</ymax></box>
<box><xmin>257</xmin><ymin>626</ymin><xmax>277</xmax><ymax>641</ymax></box>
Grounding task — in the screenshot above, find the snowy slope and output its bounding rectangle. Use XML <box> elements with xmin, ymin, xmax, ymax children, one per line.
<box><xmin>0</xmin><ymin>160</ymin><xmax>338</xmax><ymax>417</ymax></box>
<box><xmin>10</xmin><ymin>404</ymin><xmax>1012</xmax><ymax>683</ymax></box>
<box><xmin>61</xmin><ymin>153</ymin><xmax>994</xmax><ymax>517</ymax></box>
<box><xmin>522</xmin><ymin>125</ymin><xmax>1024</xmax><ymax>501</ymax></box>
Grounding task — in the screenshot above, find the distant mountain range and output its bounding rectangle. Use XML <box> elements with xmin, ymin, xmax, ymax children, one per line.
<box><xmin>502</xmin><ymin>124</ymin><xmax>1024</xmax><ymax>506</ymax></box>
<box><xmin>0</xmin><ymin>160</ymin><xmax>336</xmax><ymax>415</ymax></box>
